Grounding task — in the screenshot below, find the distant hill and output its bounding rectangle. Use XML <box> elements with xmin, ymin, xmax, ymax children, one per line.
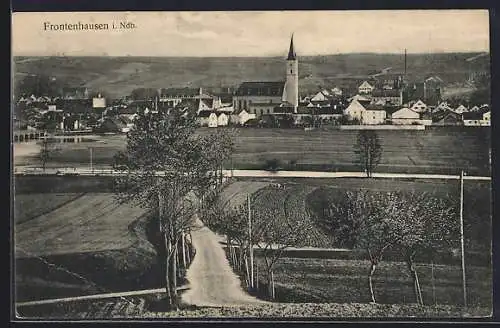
<box><xmin>13</xmin><ymin>52</ymin><xmax>489</xmax><ymax>99</ymax></box>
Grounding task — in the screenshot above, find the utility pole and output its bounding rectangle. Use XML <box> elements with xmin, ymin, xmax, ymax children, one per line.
<box><xmin>248</xmin><ymin>194</ymin><xmax>254</xmax><ymax>289</ymax></box>
<box><xmin>89</xmin><ymin>147</ymin><xmax>93</xmax><ymax>172</ymax></box>
<box><xmin>459</xmin><ymin>170</ymin><xmax>467</xmax><ymax>307</ymax></box>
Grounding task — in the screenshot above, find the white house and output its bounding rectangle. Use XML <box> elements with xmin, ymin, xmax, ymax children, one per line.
<box><xmin>234</xmin><ymin>109</ymin><xmax>256</xmax><ymax>125</ymax></box>
<box><xmin>361</xmin><ymin>108</ymin><xmax>387</xmax><ymax>125</ymax></box>
<box><xmin>344</xmin><ymin>99</ymin><xmax>386</xmax><ymax>125</ymax></box>
<box><xmin>391</xmin><ymin>107</ymin><xmax>421</xmax><ymax>125</ymax></box>
<box><xmin>344</xmin><ymin>99</ymin><xmax>366</xmax><ymax>121</ymax></box>
<box><xmin>358</xmin><ymin>81</ymin><xmax>375</xmax><ymax>94</ymax></box>
<box><xmin>348</xmin><ymin>94</ymin><xmax>371</xmax><ymax>103</ymax></box>
<box><xmin>207</xmin><ymin>113</ymin><xmax>218</xmax><ymax>128</ymax></box>
<box><xmin>410</xmin><ymin>100</ymin><xmax>427</xmax><ymax>113</ymax></box>
<box><xmin>310</xmin><ymin>90</ymin><xmax>331</xmax><ymax>102</ymax></box>
<box><xmin>217</xmin><ymin>113</ymin><xmax>229</xmax><ymax>126</ymax></box>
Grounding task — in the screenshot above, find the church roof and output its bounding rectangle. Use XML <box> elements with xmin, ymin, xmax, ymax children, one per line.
<box><xmin>287</xmin><ymin>35</ymin><xmax>297</xmax><ymax>61</ymax></box>
<box><xmin>235</xmin><ymin>81</ymin><xmax>285</xmax><ymax>96</ymax></box>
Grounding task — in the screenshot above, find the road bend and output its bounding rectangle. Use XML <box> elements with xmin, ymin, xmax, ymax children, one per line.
<box><xmin>181</xmin><ymin>215</ymin><xmax>268</xmax><ymax>307</ymax></box>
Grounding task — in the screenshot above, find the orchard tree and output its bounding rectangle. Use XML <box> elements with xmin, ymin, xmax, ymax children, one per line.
<box><xmin>393</xmin><ymin>192</ymin><xmax>458</xmax><ymax>305</ymax></box>
<box><xmin>354</xmin><ymin>130</ymin><xmax>382</xmax><ymax>177</ymax></box>
<box><xmin>251</xmin><ymin>191</ymin><xmax>316</xmax><ymax>299</ymax></box>
<box><xmin>112</xmin><ymin>108</ymin><xmax>233</xmax><ymax>308</ymax></box>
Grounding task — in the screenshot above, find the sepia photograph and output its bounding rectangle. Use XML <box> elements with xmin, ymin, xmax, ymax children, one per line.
<box><xmin>11</xmin><ymin>10</ymin><xmax>492</xmax><ymax>320</ymax></box>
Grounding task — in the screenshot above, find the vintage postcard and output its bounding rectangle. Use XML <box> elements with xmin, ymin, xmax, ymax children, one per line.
<box><xmin>12</xmin><ymin>10</ymin><xmax>492</xmax><ymax>320</ymax></box>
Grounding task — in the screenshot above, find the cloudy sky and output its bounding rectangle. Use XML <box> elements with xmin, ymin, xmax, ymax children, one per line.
<box><xmin>12</xmin><ymin>10</ymin><xmax>489</xmax><ymax>57</ymax></box>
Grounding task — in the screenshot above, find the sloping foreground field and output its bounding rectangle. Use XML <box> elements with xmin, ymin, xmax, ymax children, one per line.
<box><xmin>15</xmin><ymin>193</ymin><xmax>148</xmax><ymax>258</ymax></box>
<box><xmin>14</xmin><ymin>127</ymin><xmax>491</xmax><ymax>175</ymax></box>
<box><xmin>17</xmin><ymin>296</ymin><xmax>491</xmax><ymax>319</ymax></box>
<box><xmin>14</xmin><ymin>193</ymin><xmax>85</xmax><ymax>224</ymax></box>
<box><xmin>14</xmin><ymin>189</ymin><xmax>161</xmax><ymax>302</ymax></box>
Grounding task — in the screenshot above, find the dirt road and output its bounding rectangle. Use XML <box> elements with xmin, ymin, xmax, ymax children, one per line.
<box><xmin>181</xmin><ymin>216</ymin><xmax>267</xmax><ymax>307</ymax></box>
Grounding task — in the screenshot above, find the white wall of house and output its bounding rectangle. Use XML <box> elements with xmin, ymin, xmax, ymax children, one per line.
<box><xmin>344</xmin><ymin>99</ymin><xmax>366</xmax><ymax>121</ymax></box>
<box><xmin>217</xmin><ymin>113</ymin><xmax>229</xmax><ymax>126</ymax></box>
<box><xmin>237</xmin><ymin>110</ymin><xmax>256</xmax><ymax>125</ymax></box>
<box><xmin>361</xmin><ymin>110</ymin><xmax>386</xmax><ymax>125</ymax></box>
<box><xmin>208</xmin><ymin>113</ymin><xmax>218</xmax><ymax>128</ymax></box>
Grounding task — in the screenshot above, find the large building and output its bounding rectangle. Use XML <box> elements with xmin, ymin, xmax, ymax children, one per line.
<box><xmin>233</xmin><ymin>35</ymin><xmax>299</xmax><ymax>116</ymax></box>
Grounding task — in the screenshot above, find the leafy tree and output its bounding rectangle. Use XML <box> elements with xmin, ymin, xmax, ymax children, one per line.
<box><xmin>112</xmin><ymin>108</ymin><xmax>233</xmax><ymax>308</ymax></box>
<box><xmin>354</xmin><ymin>130</ymin><xmax>382</xmax><ymax>177</ymax></box>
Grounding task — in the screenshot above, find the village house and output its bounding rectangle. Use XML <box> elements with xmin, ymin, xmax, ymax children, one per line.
<box><xmin>344</xmin><ymin>99</ymin><xmax>387</xmax><ymax>124</ymax></box>
<box><xmin>361</xmin><ymin>105</ymin><xmax>387</xmax><ymax>125</ymax></box>
<box><xmin>410</xmin><ymin>99</ymin><xmax>428</xmax><ymax>113</ymax></box>
<box><xmin>390</xmin><ymin>107</ymin><xmax>430</xmax><ymax>125</ymax></box>
<box><xmin>463</xmin><ymin>109</ymin><xmax>490</xmax><ymax>126</ymax></box>
<box><xmin>344</xmin><ymin>99</ymin><xmax>369</xmax><ymax>122</ymax></box>
<box><xmin>358</xmin><ymin>81</ymin><xmax>375</xmax><ymax>94</ymax></box>
<box><xmin>230</xmin><ymin>109</ymin><xmax>257</xmax><ymax>126</ymax></box>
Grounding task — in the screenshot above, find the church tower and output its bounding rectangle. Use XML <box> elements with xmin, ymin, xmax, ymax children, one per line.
<box><xmin>282</xmin><ymin>34</ymin><xmax>299</xmax><ymax>112</ymax></box>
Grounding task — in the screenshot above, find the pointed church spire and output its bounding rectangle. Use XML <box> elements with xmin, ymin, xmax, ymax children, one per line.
<box><xmin>287</xmin><ymin>33</ymin><xmax>296</xmax><ymax>60</ymax></box>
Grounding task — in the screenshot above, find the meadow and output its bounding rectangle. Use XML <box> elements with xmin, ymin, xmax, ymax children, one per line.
<box><xmin>14</xmin><ymin>127</ymin><xmax>491</xmax><ymax>176</ymax></box>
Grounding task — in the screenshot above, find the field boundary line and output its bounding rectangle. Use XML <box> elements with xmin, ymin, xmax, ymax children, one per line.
<box><xmin>15</xmin><ymin>192</ymin><xmax>87</xmax><ymax>225</ymax></box>
<box><xmin>16</xmin><ymin>286</ymin><xmax>190</xmax><ymax>307</ymax></box>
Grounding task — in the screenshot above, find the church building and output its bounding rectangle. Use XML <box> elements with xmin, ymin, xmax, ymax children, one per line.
<box><xmin>233</xmin><ymin>35</ymin><xmax>299</xmax><ymax>116</ymax></box>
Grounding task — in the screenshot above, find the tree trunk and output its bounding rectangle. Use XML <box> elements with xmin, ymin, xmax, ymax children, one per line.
<box><xmin>164</xmin><ymin>232</ymin><xmax>172</xmax><ymax>305</ymax></box>
<box><xmin>415</xmin><ymin>266</ymin><xmax>423</xmax><ymax>305</ymax></box>
<box><xmin>271</xmin><ymin>270</ymin><xmax>275</xmax><ymax>299</ymax></box>
<box><xmin>173</xmin><ymin>242</ymin><xmax>178</xmax><ymax>293</ymax></box>
<box><xmin>267</xmin><ymin>269</ymin><xmax>273</xmax><ymax>299</ymax></box>
<box><xmin>182</xmin><ymin>232</ymin><xmax>187</xmax><ymax>269</ymax></box>
<box><xmin>406</xmin><ymin>254</ymin><xmax>423</xmax><ymax>305</ymax></box>
<box><xmin>368</xmin><ymin>262</ymin><xmax>377</xmax><ymax>303</ymax></box>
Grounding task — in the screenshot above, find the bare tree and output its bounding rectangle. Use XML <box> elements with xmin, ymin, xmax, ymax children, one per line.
<box><xmin>113</xmin><ymin>108</ymin><xmax>233</xmax><ymax>308</ymax></box>
<box><xmin>393</xmin><ymin>192</ymin><xmax>459</xmax><ymax>305</ymax></box>
<box><xmin>39</xmin><ymin>135</ymin><xmax>59</xmax><ymax>172</ymax></box>
<box><xmin>354</xmin><ymin>130</ymin><xmax>382</xmax><ymax>177</ymax></box>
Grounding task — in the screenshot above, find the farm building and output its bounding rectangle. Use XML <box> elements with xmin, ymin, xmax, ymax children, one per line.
<box><xmin>390</xmin><ymin>107</ymin><xmax>426</xmax><ymax>125</ymax></box>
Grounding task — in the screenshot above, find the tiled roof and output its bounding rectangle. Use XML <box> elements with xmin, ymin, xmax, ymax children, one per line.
<box><xmin>235</xmin><ymin>81</ymin><xmax>285</xmax><ymax>96</ymax></box>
